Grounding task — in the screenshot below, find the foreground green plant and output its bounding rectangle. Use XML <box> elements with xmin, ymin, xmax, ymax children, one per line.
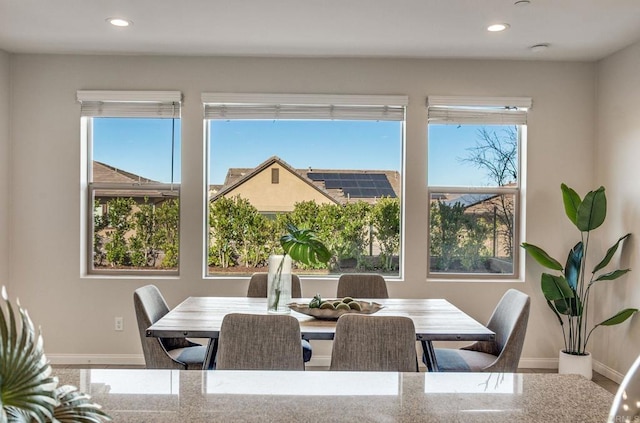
<box><xmin>522</xmin><ymin>184</ymin><xmax>637</xmax><ymax>355</ymax></box>
<box><xmin>0</xmin><ymin>286</ymin><xmax>111</xmax><ymax>423</ymax></box>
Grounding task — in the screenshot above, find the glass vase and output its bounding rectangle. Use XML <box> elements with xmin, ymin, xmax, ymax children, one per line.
<box><xmin>267</xmin><ymin>254</ymin><xmax>292</xmax><ymax>314</ymax></box>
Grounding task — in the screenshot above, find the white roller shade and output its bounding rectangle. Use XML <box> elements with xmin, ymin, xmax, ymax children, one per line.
<box><xmin>427</xmin><ymin>96</ymin><xmax>531</xmax><ymax>125</ymax></box>
<box><xmin>77</xmin><ymin>90</ymin><xmax>181</xmax><ymax>118</ymax></box>
<box><xmin>202</xmin><ymin>93</ymin><xmax>407</xmax><ymax>121</ymax></box>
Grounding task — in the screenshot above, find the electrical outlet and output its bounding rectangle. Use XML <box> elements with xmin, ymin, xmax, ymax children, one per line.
<box><xmin>115</xmin><ymin>316</ymin><xmax>124</xmax><ymax>331</ymax></box>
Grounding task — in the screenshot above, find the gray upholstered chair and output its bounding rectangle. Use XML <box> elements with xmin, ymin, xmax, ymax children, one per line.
<box><xmin>336</xmin><ymin>273</ymin><xmax>389</xmax><ymax>299</ymax></box>
<box><xmin>134</xmin><ymin>285</ymin><xmax>207</xmax><ymax>370</ymax></box>
<box><xmin>426</xmin><ymin>289</ymin><xmax>530</xmax><ymax>372</ymax></box>
<box><xmin>247</xmin><ymin>272</ymin><xmax>312</xmax><ymax>363</ymax></box>
<box><xmin>247</xmin><ymin>272</ymin><xmax>302</xmax><ymax>298</ymax></box>
<box><xmin>216</xmin><ymin>313</ymin><xmax>305</xmax><ymax>370</ymax></box>
<box><xmin>330</xmin><ymin>314</ymin><xmax>418</xmax><ymax>372</ymax></box>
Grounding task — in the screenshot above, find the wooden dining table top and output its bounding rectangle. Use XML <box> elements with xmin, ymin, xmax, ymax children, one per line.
<box><xmin>146</xmin><ymin>296</ymin><xmax>495</xmax><ymax>342</ymax></box>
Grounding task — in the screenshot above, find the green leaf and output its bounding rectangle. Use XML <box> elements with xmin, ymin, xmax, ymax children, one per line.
<box><xmin>594</xmin><ymin>268</ymin><xmax>631</xmax><ymax>282</ymax></box>
<box><xmin>52</xmin><ymin>385</ymin><xmax>112</xmax><ymax>422</ymax></box>
<box><xmin>545</xmin><ymin>299</ymin><xmax>565</xmax><ymax>326</ymax></box>
<box><xmin>0</xmin><ymin>287</ymin><xmax>58</xmax><ymax>422</ymax></box>
<box><xmin>596</xmin><ymin>308</ymin><xmax>638</xmax><ymax>326</ymax></box>
<box><xmin>521</xmin><ymin>243</ymin><xmax>563</xmax><ymax>270</ymax></box>
<box><xmin>554</xmin><ymin>296</ymin><xmax>582</xmax><ymax>317</ymax></box>
<box><xmin>280</xmin><ymin>223</ymin><xmax>331</xmax><ymax>266</ymax></box>
<box><xmin>593</xmin><ymin>234</ymin><xmax>631</xmax><ymax>273</ymax></box>
<box><xmin>564</xmin><ymin>242</ymin><xmax>582</xmax><ymax>290</ymax></box>
<box><xmin>541</xmin><ymin>273</ymin><xmax>574</xmax><ymax>302</ymax></box>
<box><xmin>576</xmin><ymin>186</ymin><xmax>606</xmax><ymax>231</ymax></box>
<box><xmin>561</xmin><ymin>183</ymin><xmax>581</xmax><ymax>227</ymax></box>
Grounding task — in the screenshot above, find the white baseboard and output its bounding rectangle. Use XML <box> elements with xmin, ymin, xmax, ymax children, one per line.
<box><xmin>47</xmin><ymin>354</ymin><xmax>145</xmax><ymax>366</ymax></box>
<box><xmin>593</xmin><ymin>360</ymin><xmax>625</xmax><ymax>384</ymax></box>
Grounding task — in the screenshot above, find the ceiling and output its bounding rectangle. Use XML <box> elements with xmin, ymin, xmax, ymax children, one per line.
<box><xmin>1</xmin><ymin>0</ymin><xmax>640</xmax><ymax>61</ymax></box>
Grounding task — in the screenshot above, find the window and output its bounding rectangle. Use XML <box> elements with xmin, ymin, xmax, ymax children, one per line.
<box><xmin>78</xmin><ymin>91</ymin><xmax>181</xmax><ymax>275</ymax></box>
<box><xmin>427</xmin><ymin>96</ymin><xmax>530</xmax><ymax>279</ymax></box>
<box><xmin>203</xmin><ymin>93</ymin><xmax>406</xmax><ymax>278</ymax></box>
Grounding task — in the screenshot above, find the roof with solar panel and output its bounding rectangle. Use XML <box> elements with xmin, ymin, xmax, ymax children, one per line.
<box><xmin>210</xmin><ymin>156</ymin><xmax>400</xmax><ymax>205</ymax></box>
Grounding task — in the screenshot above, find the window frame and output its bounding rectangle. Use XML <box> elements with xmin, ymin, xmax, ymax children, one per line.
<box><xmin>78</xmin><ymin>90</ymin><xmax>182</xmax><ymax>277</ymax></box>
<box><xmin>426</xmin><ymin>96</ymin><xmax>529</xmax><ymax>281</ymax></box>
<box><xmin>202</xmin><ymin>93</ymin><xmax>407</xmax><ymax>279</ymax></box>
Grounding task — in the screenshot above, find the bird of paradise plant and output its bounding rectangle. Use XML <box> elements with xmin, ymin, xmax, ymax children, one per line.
<box><xmin>522</xmin><ymin>184</ymin><xmax>637</xmax><ymax>356</ymax></box>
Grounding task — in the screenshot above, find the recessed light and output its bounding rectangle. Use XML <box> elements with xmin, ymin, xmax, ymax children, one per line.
<box><xmin>514</xmin><ymin>0</ymin><xmax>531</xmax><ymax>5</ymax></box>
<box><xmin>106</xmin><ymin>17</ymin><xmax>132</xmax><ymax>27</ymax></box>
<box><xmin>487</xmin><ymin>23</ymin><xmax>510</xmax><ymax>32</ymax></box>
<box><xmin>530</xmin><ymin>43</ymin><xmax>550</xmax><ymax>52</ymax></box>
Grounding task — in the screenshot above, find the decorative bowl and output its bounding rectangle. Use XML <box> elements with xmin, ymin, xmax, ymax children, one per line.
<box><xmin>287</xmin><ymin>300</ymin><xmax>384</xmax><ymax>320</ymax></box>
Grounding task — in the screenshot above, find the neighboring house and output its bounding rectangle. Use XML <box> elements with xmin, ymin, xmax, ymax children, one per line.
<box><xmin>92</xmin><ymin>161</ymin><xmax>175</xmax><ymax>207</ymax></box>
<box><xmin>209</xmin><ymin>156</ymin><xmax>400</xmax><ymax>213</ymax></box>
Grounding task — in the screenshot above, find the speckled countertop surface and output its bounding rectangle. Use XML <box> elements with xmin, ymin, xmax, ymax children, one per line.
<box><xmin>56</xmin><ymin>369</ymin><xmax>613</xmax><ymax>422</ymax></box>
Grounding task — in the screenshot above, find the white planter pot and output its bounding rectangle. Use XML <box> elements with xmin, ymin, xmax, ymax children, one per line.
<box><xmin>267</xmin><ymin>254</ymin><xmax>292</xmax><ymax>314</ymax></box>
<box><xmin>558</xmin><ymin>350</ymin><xmax>592</xmax><ymax>380</ymax></box>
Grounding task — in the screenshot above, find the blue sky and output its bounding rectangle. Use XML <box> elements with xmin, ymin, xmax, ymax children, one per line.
<box><xmin>92</xmin><ymin>118</ymin><xmax>503</xmax><ymax>187</ymax></box>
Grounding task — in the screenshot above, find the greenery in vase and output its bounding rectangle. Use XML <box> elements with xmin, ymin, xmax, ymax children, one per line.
<box><xmin>522</xmin><ymin>184</ymin><xmax>637</xmax><ymax>355</ymax></box>
<box><xmin>0</xmin><ymin>286</ymin><xmax>111</xmax><ymax>423</ymax></box>
<box><xmin>270</xmin><ymin>223</ymin><xmax>331</xmax><ymax>310</ymax></box>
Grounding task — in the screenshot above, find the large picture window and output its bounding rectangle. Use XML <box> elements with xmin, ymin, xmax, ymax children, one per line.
<box><xmin>203</xmin><ymin>93</ymin><xmax>406</xmax><ymax>278</ymax></box>
<box><xmin>427</xmin><ymin>96</ymin><xmax>530</xmax><ymax>279</ymax></box>
<box><xmin>78</xmin><ymin>91</ymin><xmax>181</xmax><ymax>275</ymax></box>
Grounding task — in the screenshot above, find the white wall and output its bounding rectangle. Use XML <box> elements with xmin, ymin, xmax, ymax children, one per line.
<box><xmin>0</xmin><ymin>50</ymin><xmax>9</xmax><ymax>284</ymax></box>
<box><xmin>596</xmin><ymin>39</ymin><xmax>640</xmax><ymax>375</ymax></box>
<box><xmin>7</xmin><ymin>54</ymin><xmax>599</xmax><ymax>368</ymax></box>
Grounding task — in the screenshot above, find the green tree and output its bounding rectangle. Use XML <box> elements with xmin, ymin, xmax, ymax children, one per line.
<box><xmin>429</xmin><ymin>200</ymin><xmax>491</xmax><ymax>272</ymax></box>
<box><xmin>93</xmin><ymin>200</ymin><xmax>107</xmax><ymax>267</ymax></box>
<box><xmin>155</xmin><ymin>198</ymin><xmax>180</xmax><ymax>268</ymax></box>
<box><xmin>104</xmin><ymin>197</ymin><xmax>134</xmax><ymax>266</ymax></box>
<box><xmin>316</xmin><ymin>202</ymin><xmax>371</xmax><ymax>270</ymax></box>
<box><xmin>370</xmin><ymin>197</ymin><xmax>400</xmax><ymax>271</ymax></box>
<box><xmin>130</xmin><ymin>197</ymin><xmax>159</xmax><ymax>267</ymax></box>
<box><xmin>209</xmin><ymin>195</ymin><xmax>267</xmax><ymax>268</ymax></box>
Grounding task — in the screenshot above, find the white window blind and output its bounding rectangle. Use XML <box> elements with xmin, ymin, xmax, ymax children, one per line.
<box><xmin>427</xmin><ymin>96</ymin><xmax>531</xmax><ymax>125</ymax></box>
<box><xmin>77</xmin><ymin>90</ymin><xmax>181</xmax><ymax>118</ymax></box>
<box><xmin>202</xmin><ymin>93</ymin><xmax>407</xmax><ymax>121</ymax></box>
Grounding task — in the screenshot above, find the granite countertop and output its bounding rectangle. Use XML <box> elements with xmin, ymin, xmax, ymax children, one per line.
<box><xmin>55</xmin><ymin>369</ymin><xmax>614</xmax><ymax>422</ymax></box>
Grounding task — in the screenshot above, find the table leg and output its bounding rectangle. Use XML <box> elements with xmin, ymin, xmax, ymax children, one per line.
<box><xmin>204</xmin><ymin>338</ymin><xmax>218</xmax><ymax>370</ymax></box>
<box><xmin>421</xmin><ymin>340</ymin><xmax>439</xmax><ymax>372</ymax></box>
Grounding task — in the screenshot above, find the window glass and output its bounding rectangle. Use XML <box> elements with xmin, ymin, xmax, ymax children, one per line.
<box><xmin>207</xmin><ymin>119</ymin><xmax>403</xmax><ymax>278</ymax></box>
<box><xmin>89</xmin><ymin>117</ymin><xmax>181</xmax><ymax>274</ymax></box>
<box><xmin>428</xmin><ymin>124</ymin><xmax>520</xmax><ymax>277</ymax></box>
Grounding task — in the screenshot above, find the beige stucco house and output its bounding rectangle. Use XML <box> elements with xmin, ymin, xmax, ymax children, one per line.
<box><xmin>210</xmin><ymin>156</ymin><xmax>400</xmax><ymax>213</ymax></box>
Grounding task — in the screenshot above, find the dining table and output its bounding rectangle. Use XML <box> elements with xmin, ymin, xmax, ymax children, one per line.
<box><xmin>146</xmin><ymin>297</ymin><xmax>495</xmax><ymax>371</ymax></box>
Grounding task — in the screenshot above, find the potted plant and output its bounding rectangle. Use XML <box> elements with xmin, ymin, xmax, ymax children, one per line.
<box><xmin>522</xmin><ymin>184</ymin><xmax>637</xmax><ymax>379</ymax></box>
<box><xmin>0</xmin><ymin>286</ymin><xmax>111</xmax><ymax>422</ymax></box>
<box><xmin>267</xmin><ymin>222</ymin><xmax>331</xmax><ymax>313</ymax></box>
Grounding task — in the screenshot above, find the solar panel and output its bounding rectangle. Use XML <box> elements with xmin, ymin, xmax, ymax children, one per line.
<box><xmin>324</xmin><ymin>180</ymin><xmax>343</xmax><ymax>189</ymax></box>
<box><xmin>309</xmin><ymin>172</ymin><xmax>396</xmax><ymax>198</ymax></box>
<box><xmin>357</xmin><ymin>180</ymin><xmax>375</xmax><ymax>188</ymax></box>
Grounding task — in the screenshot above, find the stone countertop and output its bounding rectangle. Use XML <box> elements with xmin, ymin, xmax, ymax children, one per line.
<box><xmin>55</xmin><ymin>369</ymin><xmax>613</xmax><ymax>422</ymax></box>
